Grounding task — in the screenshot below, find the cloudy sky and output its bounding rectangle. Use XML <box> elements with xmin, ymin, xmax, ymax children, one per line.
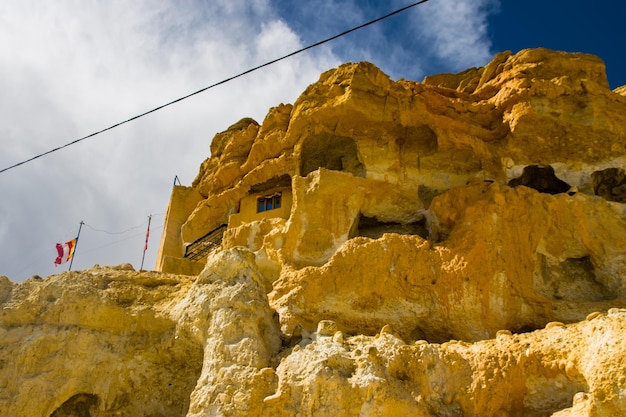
<box><xmin>1</xmin><ymin>0</ymin><xmax>625</xmax><ymax>283</ymax></box>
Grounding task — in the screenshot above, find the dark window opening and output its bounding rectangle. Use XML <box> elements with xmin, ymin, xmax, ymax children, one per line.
<box><xmin>257</xmin><ymin>194</ymin><xmax>282</xmax><ymax>213</ymax></box>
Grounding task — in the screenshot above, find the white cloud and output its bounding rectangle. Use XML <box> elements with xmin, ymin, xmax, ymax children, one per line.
<box><xmin>406</xmin><ymin>0</ymin><xmax>499</xmax><ymax>72</ymax></box>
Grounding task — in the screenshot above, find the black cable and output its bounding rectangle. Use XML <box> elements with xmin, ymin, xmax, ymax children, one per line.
<box><xmin>0</xmin><ymin>0</ymin><xmax>431</xmax><ymax>174</ymax></box>
<box><xmin>79</xmin><ymin>224</ymin><xmax>164</xmax><ymax>255</ymax></box>
<box><xmin>83</xmin><ymin>213</ymin><xmax>163</xmax><ymax>235</ymax></box>
<box><xmin>83</xmin><ymin>221</ymin><xmax>146</xmax><ymax>235</ymax></box>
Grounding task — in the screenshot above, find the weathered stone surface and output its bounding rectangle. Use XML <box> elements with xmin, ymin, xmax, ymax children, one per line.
<box><xmin>183</xmin><ymin>248</ymin><xmax>282</xmax><ymax>417</ymax></box>
<box><xmin>263</xmin><ymin>310</ymin><xmax>626</xmax><ymax>417</ymax></box>
<box><xmin>0</xmin><ymin>255</ymin><xmax>281</xmax><ymax>417</ymax></box>
<box><xmin>270</xmin><ymin>183</ymin><xmax>626</xmax><ymax>343</ymax></box>
<box><xmin>0</xmin><ymin>266</ymin><xmax>203</xmax><ymax>417</ymax></box>
<box><xmin>3</xmin><ymin>49</ymin><xmax>626</xmax><ymax>416</ymax></box>
<box><xmin>2</xmin><ymin>263</ymin><xmax>625</xmax><ymax>416</ymax></box>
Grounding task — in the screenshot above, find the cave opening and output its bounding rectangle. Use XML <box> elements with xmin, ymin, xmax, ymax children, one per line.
<box><xmin>49</xmin><ymin>393</ymin><xmax>99</xmax><ymax>417</ymax></box>
<box><xmin>354</xmin><ymin>214</ymin><xmax>428</xmax><ymax>240</ymax></box>
<box><xmin>508</xmin><ymin>165</ymin><xmax>571</xmax><ymax>194</ymax></box>
<box><xmin>592</xmin><ymin>167</ymin><xmax>626</xmax><ymax>202</ymax></box>
<box><xmin>249</xmin><ymin>174</ymin><xmax>292</xmax><ymax>194</ymax></box>
<box><xmin>299</xmin><ymin>133</ymin><xmax>365</xmax><ymax>177</ymax></box>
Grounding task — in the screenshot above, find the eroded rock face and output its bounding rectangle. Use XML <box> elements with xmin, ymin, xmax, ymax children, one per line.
<box><xmin>184</xmin><ymin>248</ymin><xmax>281</xmax><ymax>417</ymax></box>
<box><xmin>181</xmin><ymin>48</ymin><xmax>626</xmax><ymax>344</ymax></box>
<box><xmin>0</xmin><ymin>255</ymin><xmax>281</xmax><ymax>417</ymax></box>
<box><xmin>3</xmin><ymin>49</ymin><xmax>626</xmax><ymax>416</ymax></box>
<box><xmin>2</xmin><ymin>264</ymin><xmax>625</xmax><ymax>416</ymax></box>
<box><xmin>180</xmin><ymin>48</ymin><xmax>626</xmax><ymax>270</ymax></box>
<box><xmin>270</xmin><ymin>182</ymin><xmax>626</xmax><ymax>343</ymax></box>
<box><xmin>271</xmin><ymin>310</ymin><xmax>626</xmax><ymax>417</ymax></box>
<box><xmin>0</xmin><ymin>266</ymin><xmax>203</xmax><ymax>417</ymax></box>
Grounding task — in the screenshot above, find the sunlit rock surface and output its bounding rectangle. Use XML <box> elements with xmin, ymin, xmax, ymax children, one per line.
<box><xmin>3</xmin><ymin>48</ymin><xmax>626</xmax><ymax>416</ymax></box>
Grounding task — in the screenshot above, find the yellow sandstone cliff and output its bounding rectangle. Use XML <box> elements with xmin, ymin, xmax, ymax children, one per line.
<box><xmin>2</xmin><ymin>48</ymin><xmax>626</xmax><ymax>416</ymax></box>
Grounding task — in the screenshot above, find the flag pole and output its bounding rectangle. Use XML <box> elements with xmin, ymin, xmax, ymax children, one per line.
<box><xmin>68</xmin><ymin>221</ymin><xmax>84</xmax><ymax>271</ymax></box>
<box><xmin>140</xmin><ymin>215</ymin><xmax>152</xmax><ymax>271</ymax></box>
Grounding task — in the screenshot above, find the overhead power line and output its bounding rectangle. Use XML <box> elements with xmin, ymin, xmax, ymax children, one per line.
<box><xmin>82</xmin><ymin>213</ymin><xmax>163</xmax><ymax>235</ymax></box>
<box><xmin>0</xmin><ymin>0</ymin><xmax>432</xmax><ymax>175</ymax></box>
<box><xmin>83</xmin><ymin>221</ymin><xmax>147</xmax><ymax>235</ymax></box>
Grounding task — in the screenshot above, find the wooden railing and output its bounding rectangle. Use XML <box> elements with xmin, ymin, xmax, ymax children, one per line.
<box><xmin>184</xmin><ymin>224</ymin><xmax>227</xmax><ymax>261</ymax></box>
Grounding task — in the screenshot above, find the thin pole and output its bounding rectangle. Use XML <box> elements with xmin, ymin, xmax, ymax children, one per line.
<box><xmin>68</xmin><ymin>221</ymin><xmax>84</xmax><ymax>271</ymax></box>
<box><xmin>140</xmin><ymin>215</ymin><xmax>152</xmax><ymax>271</ymax></box>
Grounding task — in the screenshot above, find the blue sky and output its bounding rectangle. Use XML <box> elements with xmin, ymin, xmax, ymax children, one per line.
<box><xmin>1</xmin><ymin>0</ymin><xmax>624</xmax><ymax>282</ymax></box>
<box><xmin>488</xmin><ymin>1</ymin><xmax>625</xmax><ymax>88</ymax></box>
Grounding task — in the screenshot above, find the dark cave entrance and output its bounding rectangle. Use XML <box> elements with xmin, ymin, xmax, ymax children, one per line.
<box><xmin>50</xmin><ymin>393</ymin><xmax>99</xmax><ymax>417</ymax></box>
<box><xmin>353</xmin><ymin>214</ymin><xmax>429</xmax><ymax>240</ymax></box>
<box><xmin>299</xmin><ymin>133</ymin><xmax>365</xmax><ymax>177</ymax></box>
<box><xmin>592</xmin><ymin>167</ymin><xmax>626</xmax><ymax>202</ymax></box>
<box><xmin>508</xmin><ymin>165</ymin><xmax>571</xmax><ymax>194</ymax></box>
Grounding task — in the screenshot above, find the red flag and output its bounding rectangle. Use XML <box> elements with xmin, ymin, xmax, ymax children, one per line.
<box><xmin>55</xmin><ymin>238</ymin><xmax>76</xmax><ymax>265</ymax></box>
<box><xmin>144</xmin><ymin>222</ymin><xmax>150</xmax><ymax>251</ymax></box>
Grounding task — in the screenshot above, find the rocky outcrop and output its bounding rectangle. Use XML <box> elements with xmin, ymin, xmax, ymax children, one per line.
<box><xmin>2</xmin><ymin>264</ymin><xmax>626</xmax><ymax>416</ymax></box>
<box><xmin>181</xmin><ymin>48</ymin><xmax>626</xmax><ymax>267</ymax></box>
<box><xmin>270</xmin><ymin>181</ymin><xmax>626</xmax><ymax>343</ymax></box>
<box><xmin>0</xmin><ymin>266</ymin><xmax>202</xmax><ymax>417</ymax></box>
<box><xmin>184</xmin><ymin>249</ymin><xmax>281</xmax><ymax>417</ymax></box>
<box><xmin>3</xmin><ymin>49</ymin><xmax>626</xmax><ymax>416</ymax></box>
<box><xmin>181</xmin><ymin>47</ymin><xmax>626</xmax><ymax>343</ymax></box>
<box><xmin>263</xmin><ymin>310</ymin><xmax>626</xmax><ymax>417</ymax></box>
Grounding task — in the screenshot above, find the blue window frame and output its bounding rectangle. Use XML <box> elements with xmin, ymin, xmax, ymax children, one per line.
<box><xmin>257</xmin><ymin>193</ymin><xmax>282</xmax><ymax>213</ymax></box>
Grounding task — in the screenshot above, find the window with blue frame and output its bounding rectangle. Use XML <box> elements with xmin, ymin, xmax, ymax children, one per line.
<box><xmin>257</xmin><ymin>193</ymin><xmax>281</xmax><ymax>213</ymax></box>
